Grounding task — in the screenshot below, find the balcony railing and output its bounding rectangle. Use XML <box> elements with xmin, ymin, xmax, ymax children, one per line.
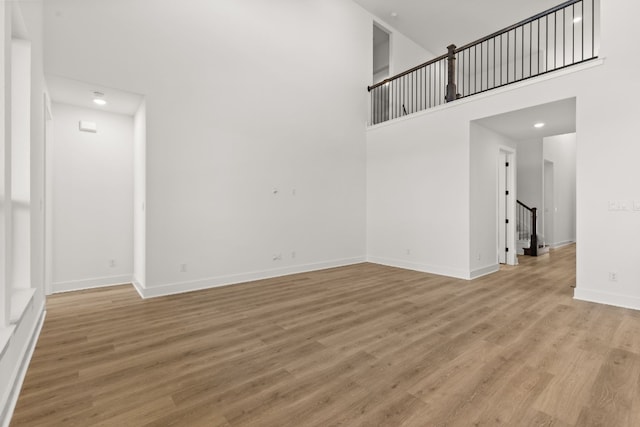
<box><xmin>368</xmin><ymin>0</ymin><xmax>598</xmax><ymax>125</ymax></box>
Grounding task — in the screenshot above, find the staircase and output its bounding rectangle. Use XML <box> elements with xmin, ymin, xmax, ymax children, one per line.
<box><xmin>517</xmin><ymin>200</ymin><xmax>549</xmax><ymax>256</ymax></box>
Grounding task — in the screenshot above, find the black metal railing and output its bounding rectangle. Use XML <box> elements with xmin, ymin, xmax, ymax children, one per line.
<box><xmin>517</xmin><ymin>200</ymin><xmax>538</xmax><ymax>256</ymax></box>
<box><xmin>368</xmin><ymin>0</ymin><xmax>597</xmax><ymax>125</ymax></box>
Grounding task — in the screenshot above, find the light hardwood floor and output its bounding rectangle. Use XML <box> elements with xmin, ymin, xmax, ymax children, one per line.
<box><xmin>11</xmin><ymin>245</ymin><xmax>640</xmax><ymax>426</ymax></box>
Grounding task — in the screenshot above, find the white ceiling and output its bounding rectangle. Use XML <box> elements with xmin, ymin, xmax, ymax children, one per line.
<box><xmin>46</xmin><ymin>74</ymin><xmax>144</xmax><ymax>116</ymax></box>
<box><xmin>354</xmin><ymin>0</ymin><xmax>562</xmax><ymax>55</ymax></box>
<box><xmin>474</xmin><ymin>98</ymin><xmax>576</xmax><ymax>141</ymax></box>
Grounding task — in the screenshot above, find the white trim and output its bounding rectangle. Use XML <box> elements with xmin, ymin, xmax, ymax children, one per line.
<box><xmin>497</xmin><ymin>146</ymin><xmax>517</xmax><ymax>266</ymax></box>
<box><xmin>550</xmin><ymin>240</ymin><xmax>575</xmax><ymax>249</ymax></box>
<box><xmin>9</xmin><ymin>288</ymin><xmax>35</xmax><ymax>324</ymax></box>
<box><xmin>0</xmin><ymin>326</ymin><xmax>16</xmax><ymax>359</ymax></box>
<box><xmin>52</xmin><ymin>274</ymin><xmax>132</xmax><ymax>293</ymax></box>
<box><xmin>131</xmin><ymin>277</ymin><xmax>145</xmax><ymax>299</ymax></box>
<box><xmin>134</xmin><ymin>257</ymin><xmax>366</xmax><ymax>299</ymax></box>
<box><xmin>0</xmin><ymin>305</ymin><xmax>45</xmax><ymax>427</ymax></box>
<box><xmin>367</xmin><ymin>58</ymin><xmax>605</xmax><ymax>131</ymax></box>
<box><xmin>574</xmin><ymin>288</ymin><xmax>640</xmax><ymax>311</ymax></box>
<box><xmin>469</xmin><ymin>264</ymin><xmax>500</xmax><ymax>279</ymax></box>
<box><xmin>367</xmin><ymin>256</ymin><xmax>471</xmax><ymax>280</ymax></box>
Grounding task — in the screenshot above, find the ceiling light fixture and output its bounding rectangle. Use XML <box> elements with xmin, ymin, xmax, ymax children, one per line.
<box><xmin>573</xmin><ymin>16</ymin><xmax>582</xmax><ymax>23</ymax></box>
<box><xmin>390</xmin><ymin>12</ymin><xmax>398</xmax><ymax>18</ymax></box>
<box><xmin>534</xmin><ymin>122</ymin><xmax>545</xmax><ymax>128</ymax></box>
<box><xmin>92</xmin><ymin>91</ymin><xmax>107</xmax><ymax>106</ymax></box>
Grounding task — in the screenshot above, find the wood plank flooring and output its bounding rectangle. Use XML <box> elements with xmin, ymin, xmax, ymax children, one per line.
<box><xmin>11</xmin><ymin>245</ymin><xmax>640</xmax><ymax>426</ymax></box>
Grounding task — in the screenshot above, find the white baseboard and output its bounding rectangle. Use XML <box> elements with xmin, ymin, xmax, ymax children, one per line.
<box><xmin>53</xmin><ymin>275</ymin><xmax>133</xmax><ymax>293</ymax></box>
<box><xmin>134</xmin><ymin>257</ymin><xmax>366</xmax><ymax>299</ymax></box>
<box><xmin>469</xmin><ymin>264</ymin><xmax>500</xmax><ymax>279</ymax></box>
<box><xmin>131</xmin><ymin>277</ymin><xmax>145</xmax><ymax>299</ymax></box>
<box><xmin>574</xmin><ymin>288</ymin><xmax>640</xmax><ymax>311</ymax></box>
<box><xmin>366</xmin><ymin>256</ymin><xmax>472</xmax><ymax>280</ymax></box>
<box><xmin>0</xmin><ymin>304</ymin><xmax>46</xmax><ymax>427</ymax></box>
<box><xmin>550</xmin><ymin>240</ymin><xmax>575</xmax><ymax>249</ymax></box>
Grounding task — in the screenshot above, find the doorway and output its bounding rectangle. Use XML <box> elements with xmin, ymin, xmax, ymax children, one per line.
<box><xmin>372</xmin><ymin>23</ymin><xmax>390</xmax><ymax>84</ymax></box>
<box><xmin>372</xmin><ymin>23</ymin><xmax>390</xmax><ymax>124</ymax></box>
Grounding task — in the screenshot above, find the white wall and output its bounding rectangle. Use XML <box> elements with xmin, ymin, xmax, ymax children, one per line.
<box><xmin>43</xmin><ymin>0</ymin><xmax>388</xmax><ymax>297</ymax></box>
<box><xmin>37</xmin><ymin>0</ymin><xmax>640</xmax><ymax>309</ymax></box>
<box><xmin>133</xmin><ymin>100</ymin><xmax>146</xmax><ymax>288</ymax></box>
<box><xmin>367</xmin><ymin>106</ymin><xmax>471</xmax><ymax>278</ymax></box>
<box><xmin>544</xmin><ymin>133</ymin><xmax>576</xmax><ymax>247</ymax></box>
<box><xmin>51</xmin><ymin>103</ymin><xmax>133</xmax><ymax>292</ymax></box>
<box><xmin>469</xmin><ymin>122</ymin><xmax>516</xmax><ymax>275</ymax></box>
<box><xmin>367</xmin><ymin>0</ymin><xmax>640</xmax><ymax>309</ymax></box>
<box><xmin>389</xmin><ymin>24</ymin><xmax>435</xmax><ymax>75</ymax></box>
<box><xmin>516</xmin><ymin>138</ymin><xmax>543</xmax><ymax>210</ymax></box>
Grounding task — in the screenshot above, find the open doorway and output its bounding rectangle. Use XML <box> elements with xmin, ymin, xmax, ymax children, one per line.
<box><xmin>373</xmin><ymin>23</ymin><xmax>390</xmax><ymax>84</ymax></box>
<box><xmin>45</xmin><ymin>76</ymin><xmax>145</xmax><ymax>294</ymax></box>
<box><xmin>471</xmin><ymin>98</ymin><xmax>576</xmax><ymax>274</ymax></box>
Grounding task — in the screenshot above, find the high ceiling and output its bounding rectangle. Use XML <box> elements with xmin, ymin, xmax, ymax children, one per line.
<box><xmin>352</xmin><ymin>0</ymin><xmax>563</xmax><ymax>55</ymax></box>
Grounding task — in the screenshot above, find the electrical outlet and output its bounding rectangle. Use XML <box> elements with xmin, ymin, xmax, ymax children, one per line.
<box><xmin>180</xmin><ymin>263</ymin><xmax>187</xmax><ymax>273</ymax></box>
<box><xmin>609</xmin><ymin>272</ymin><xmax>618</xmax><ymax>282</ymax></box>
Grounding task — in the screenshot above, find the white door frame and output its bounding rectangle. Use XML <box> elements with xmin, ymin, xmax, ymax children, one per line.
<box><xmin>498</xmin><ymin>146</ymin><xmax>517</xmax><ymax>265</ymax></box>
<box><xmin>543</xmin><ymin>159</ymin><xmax>554</xmax><ymax>249</ymax></box>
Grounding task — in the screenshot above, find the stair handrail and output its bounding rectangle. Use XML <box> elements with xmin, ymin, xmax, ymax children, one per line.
<box><xmin>454</xmin><ymin>0</ymin><xmax>582</xmax><ymax>53</ymax></box>
<box><xmin>368</xmin><ymin>53</ymin><xmax>447</xmax><ymax>92</ymax></box>
<box><xmin>516</xmin><ymin>200</ymin><xmax>534</xmax><ymax>211</ymax></box>
<box><xmin>367</xmin><ymin>0</ymin><xmax>597</xmax><ymax>124</ymax></box>
<box><xmin>517</xmin><ymin>200</ymin><xmax>538</xmax><ymax>256</ymax></box>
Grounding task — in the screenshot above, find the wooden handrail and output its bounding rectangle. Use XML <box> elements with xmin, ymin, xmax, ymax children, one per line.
<box><xmin>368</xmin><ymin>53</ymin><xmax>447</xmax><ymax>92</ymax></box>
<box><xmin>517</xmin><ymin>200</ymin><xmax>534</xmax><ymax>211</ymax></box>
<box><xmin>454</xmin><ymin>0</ymin><xmax>582</xmax><ymax>53</ymax></box>
<box><xmin>368</xmin><ymin>0</ymin><xmax>585</xmax><ymax>93</ymax></box>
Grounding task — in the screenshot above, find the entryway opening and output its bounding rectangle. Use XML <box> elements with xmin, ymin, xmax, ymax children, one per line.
<box><xmin>471</xmin><ymin>97</ymin><xmax>576</xmax><ymax>271</ymax></box>
<box><xmin>44</xmin><ymin>76</ymin><xmax>146</xmax><ymax>295</ymax></box>
<box><xmin>372</xmin><ymin>23</ymin><xmax>390</xmax><ymax>124</ymax></box>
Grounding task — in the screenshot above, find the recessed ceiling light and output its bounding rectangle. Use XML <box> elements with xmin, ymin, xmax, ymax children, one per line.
<box><xmin>390</xmin><ymin>12</ymin><xmax>398</xmax><ymax>18</ymax></box>
<box><xmin>534</xmin><ymin>122</ymin><xmax>545</xmax><ymax>128</ymax></box>
<box><xmin>573</xmin><ymin>16</ymin><xmax>582</xmax><ymax>23</ymax></box>
<box><xmin>92</xmin><ymin>91</ymin><xmax>107</xmax><ymax>106</ymax></box>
